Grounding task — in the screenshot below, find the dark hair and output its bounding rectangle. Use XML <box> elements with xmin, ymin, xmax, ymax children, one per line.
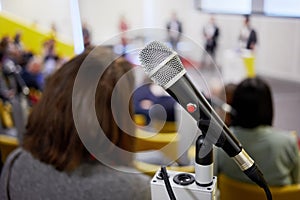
<box><xmin>0</xmin><ymin>36</ymin><xmax>9</xmax><ymax>61</ymax></box>
<box><xmin>244</xmin><ymin>15</ymin><xmax>250</xmax><ymax>23</ymax></box>
<box><xmin>23</xmin><ymin>47</ymin><xmax>135</xmax><ymax>171</ymax></box>
<box><xmin>231</xmin><ymin>77</ymin><xmax>273</xmax><ymax>129</ymax></box>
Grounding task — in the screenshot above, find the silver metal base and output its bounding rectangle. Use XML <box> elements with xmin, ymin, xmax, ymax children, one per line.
<box><xmin>151</xmin><ymin>170</ymin><xmax>217</xmax><ymax>200</ymax></box>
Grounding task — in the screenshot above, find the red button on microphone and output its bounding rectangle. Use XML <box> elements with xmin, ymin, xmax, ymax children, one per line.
<box><xmin>186</xmin><ymin>103</ymin><xmax>197</xmax><ymax>113</ymax></box>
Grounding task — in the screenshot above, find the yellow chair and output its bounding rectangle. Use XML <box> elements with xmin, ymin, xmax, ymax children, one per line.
<box><xmin>134</xmin><ymin>114</ymin><xmax>177</xmax><ymax>133</ymax></box>
<box><xmin>242</xmin><ymin>56</ymin><xmax>256</xmax><ymax>78</ymax></box>
<box><xmin>241</xmin><ymin>49</ymin><xmax>256</xmax><ymax>78</ymax></box>
<box><xmin>133</xmin><ymin>159</ymin><xmax>194</xmax><ymax>177</ymax></box>
<box><xmin>133</xmin><ymin>127</ymin><xmax>195</xmax><ymax>176</ymax></box>
<box><xmin>134</xmin><ymin>114</ymin><xmax>147</xmax><ymax>126</ymax></box>
<box><xmin>218</xmin><ymin>173</ymin><xmax>300</xmax><ymax>200</ymax></box>
<box><xmin>0</xmin><ymin>100</ymin><xmax>14</xmax><ymax>128</ymax></box>
<box><xmin>134</xmin><ymin>127</ymin><xmax>179</xmax><ymax>157</ymax></box>
<box><xmin>156</xmin><ymin>121</ymin><xmax>177</xmax><ymax>133</ymax></box>
<box><xmin>0</xmin><ymin>134</ymin><xmax>19</xmax><ymax>163</ymax></box>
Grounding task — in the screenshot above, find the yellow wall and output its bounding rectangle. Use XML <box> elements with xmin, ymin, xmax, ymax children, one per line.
<box><xmin>0</xmin><ymin>11</ymin><xmax>74</xmax><ymax>58</ymax></box>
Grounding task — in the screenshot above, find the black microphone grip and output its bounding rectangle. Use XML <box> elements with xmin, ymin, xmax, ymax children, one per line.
<box><xmin>166</xmin><ymin>74</ymin><xmax>254</xmax><ymax>171</ymax></box>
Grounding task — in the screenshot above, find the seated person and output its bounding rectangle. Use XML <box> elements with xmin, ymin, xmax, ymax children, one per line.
<box><xmin>133</xmin><ymin>81</ymin><xmax>176</xmax><ymax>129</ymax></box>
<box><xmin>0</xmin><ymin>47</ymin><xmax>150</xmax><ymax>199</ymax></box>
<box><xmin>216</xmin><ymin>77</ymin><xmax>300</xmax><ymax>186</ymax></box>
<box><xmin>20</xmin><ymin>53</ymin><xmax>43</xmax><ymax>92</ymax></box>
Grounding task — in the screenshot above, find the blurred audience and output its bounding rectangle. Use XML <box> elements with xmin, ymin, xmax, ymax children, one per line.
<box><xmin>0</xmin><ymin>35</ymin><xmax>30</xmax><ymax>137</ymax></box>
<box><xmin>20</xmin><ymin>54</ymin><xmax>43</xmax><ymax>92</ymax></box>
<box><xmin>0</xmin><ymin>47</ymin><xmax>150</xmax><ymax>199</ymax></box>
<box><xmin>0</xmin><ymin>31</ymin><xmax>70</xmax><ymax>137</ymax></box>
<box><xmin>216</xmin><ymin>77</ymin><xmax>300</xmax><ymax>186</ymax></box>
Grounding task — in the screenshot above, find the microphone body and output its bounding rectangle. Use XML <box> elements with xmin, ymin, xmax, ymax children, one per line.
<box><xmin>139</xmin><ymin>42</ymin><xmax>270</xmax><ymax>191</ymax></box>
<box><xmin>166</xmin><ymin>73</ymin><xmax>253</xmax><ymax>171</ymax></box>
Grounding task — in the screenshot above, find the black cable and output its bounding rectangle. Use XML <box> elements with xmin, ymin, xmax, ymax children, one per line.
<box><xmin>160</xmin><ymin>166</ymin><xmax>176</xmax><ymax>200</ymax></box>
<box><xmin>263</xmin><ymin>186</ymin><xmax>273</xmax><ymax>200</ymax></box>
<box><xmin>244</xmin><ymin>164</ymin><xmax>272</xmax><ymax>200</ymax></box>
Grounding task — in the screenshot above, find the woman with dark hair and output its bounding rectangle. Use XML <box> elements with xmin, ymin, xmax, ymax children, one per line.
<box><xmin>231</xmin><ymin>77</ymin><xmax>273</xmax><ymax>128</ymax></box>
<box><xmin>217</xmin><ymin>77</ymin><xmax>299</xmax><ymax>186</ymax></box>
<box><xmin>0</xmin><ymin>47</ymin><xmax>150</xmax><ymax>199</ymax></box>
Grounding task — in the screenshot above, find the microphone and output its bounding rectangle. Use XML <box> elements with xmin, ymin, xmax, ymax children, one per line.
<box><xmin>139</xmin><ymin>41</ymin><xmax>270</xmax><ymax>193</ymax></box>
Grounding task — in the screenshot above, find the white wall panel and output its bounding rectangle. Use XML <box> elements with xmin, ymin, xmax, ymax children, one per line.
<box><xmin>2</xmin><ymin>0</ymin><xmax>300</xmax><ymax>81</ymax></box>
<box><xmin>2</xmin><ymin>0</ymin><xmax>73</xmax><ymax>42</ymax></box>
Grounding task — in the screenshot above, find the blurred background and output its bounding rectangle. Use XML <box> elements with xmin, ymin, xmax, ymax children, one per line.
<box><xmin>0</xmin><ymin>0</ymin><xmax>299</xmax><ymax>139</ymax></box>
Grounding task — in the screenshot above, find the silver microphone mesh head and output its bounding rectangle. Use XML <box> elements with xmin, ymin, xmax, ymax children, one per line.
<box><xmin>139</xmin><ymin>41</ymin><xmax>186</xmax><ymax>88</ymax></box>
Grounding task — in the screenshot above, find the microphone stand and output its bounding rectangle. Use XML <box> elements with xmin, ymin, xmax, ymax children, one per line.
<box><xmin>151</xmin><ymin>117</ymin><xmax>218</xmax><ymax>200</ymax></box>
<box><xmin>195</xmin><ymin>119</ymin><xmax>214</xmax><ymax>187</ymax></box>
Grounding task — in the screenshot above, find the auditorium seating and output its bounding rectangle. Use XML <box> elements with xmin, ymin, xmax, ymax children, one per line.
<box><xmin>218</xmin><ymin>173</ymin><xmax>300</xmax><ymax>200</ymax></box>
<box><xmin>0</xmin><ymin>134</ymin><xmax>19</xmax><ymax>163</ymax></box>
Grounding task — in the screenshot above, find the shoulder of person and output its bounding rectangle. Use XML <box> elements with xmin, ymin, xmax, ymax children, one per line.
<box><xmin>269</xmin><ymin>127</ymin><xmax>298</xmax><ymax>146</ymax></box>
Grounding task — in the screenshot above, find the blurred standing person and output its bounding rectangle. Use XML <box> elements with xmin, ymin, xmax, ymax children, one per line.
<box><xmin>42</xmin><ymin>39</ymin><xmax>60</xmax><ymax>79</ymax></box>
<box><xmin>238</xmin><ymin>15</ymin><xmax>258</xmax><ymax>77</ymax></box>
<box><xmin>166</xmin><ymin>12</ymin><xmax>182</xmax><ymax>50</ymax></box>
<box><xmin>238</xmin><ymin>15</ymin><xmax>257</xmax><ymax>51</ymax></box>
<box><xmin>82</xmin><ymin>22</ymin><xmax>92</xmax><ymax>50</ymax></box>
<box><xmin>118</xmin><ymin>15</ymin><xmax>129</xmax><ymax>56</ymax></box>
<box><xmin>13</xmin><ymin>32</ymin><xmax>24</xmax><ymax>52</ymax></box>
<box><xmin>202</xmin><ymin>15</ymin><xmax>219</xmax><ymax>67</ymax></box>
<box><xmin>49</xmin><ymin>22</ymin><xmax>57</xmax><ymax>39</ymax></box>
<box><xmin>203</xmin><ymin>15</ymin><xmax>219</xmax><ymax>59</ymax></box>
